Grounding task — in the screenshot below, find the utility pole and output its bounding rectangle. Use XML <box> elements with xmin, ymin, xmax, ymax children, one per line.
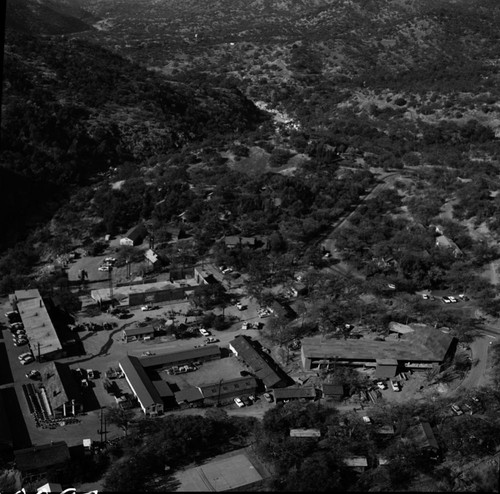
<box><xmin>108</xmin><ymin>266</ymin><xmax>113</xmax><ymax>301</ymax></box>
<box><xmin>217</xmin><ymin>379</ymin><xmax>223</xmax><ymax>407</ymax></box>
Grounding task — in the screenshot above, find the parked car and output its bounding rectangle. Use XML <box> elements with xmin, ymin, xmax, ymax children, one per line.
<box><xmin>242</xmin><ymin>321</ymin><xmax>249</xmax><ymax>330</ymax></box>
<box><xmin>459</xmin><ymin>293</ymin><xmax>469</xmax><ymax>301</ymax></box>
<box><xmin>21</xmin><ymin>356</ymin><xmax>34</xmax><ymax>365</ymax></box>
<box><xmin>236</xmin><ymin>302</ymin><xmax>244</xmax><ymax>310</ymax></box>
<box><xmin>81</xmin><ymin>379</ymin><xmax>89</xmax><ymax>388</ymax></box>
<box><xmin>422</xmin><ymin>293</ymin><xmax>430</xmax><ymax>300</ymax></box>
<box><xmin>5</xmin><ymin>311</ymin><xmax>20</xmax><ymax>323</ymax></box>
<box><xmin>234</xmin><ymin>397</ymin><xmax>245</xmax><ymax>408</ymax></box>
<box><xmin>362</xmin><ymin>416</ymin><xmax>372</xmax><ymax>424</ymax></box>
<box><xmin>18</xmin><ymin>352</ymin><xmax>32</xmax><ymax>361</ymax></box>
<box><xmin>104</xmin><ymin>257</ymin><xmax>116</xmax><ymax>264</ymax></box>
<box><xmin>390</xmin><ymin>380</ymin><xmax>400</xmax><ymax>392</ymax></box>
<box><xmin>376</xmin><ymin>381</ymin><xmax>387</xmax><ymax>390</ymax></box>
<box><xmin>141</xmin><ymin>305</ymin><xmax>153</xmax><ymax>311</ymax></box>
<box><xmin>98</xmin><ymin>265</ymin><xmax>110</xmax><ymax>272</ymax></box>
<box><xmin>199</xmin><ymin>328</ymin><xmax>210</xmax><ymax>337</ymax></box>
<box><xmin>387</xmin><ymin>283</ymin><xmax>396</xmax><ymax>290</ymax></box>
<box><xmin>448</xmin><ymin>296</ymin><xmax>457</xmax><ymax>303</ymax></box>
<box><xmin>142</xmin><ymin>351</ymin><xmax>155</xmax><ymax>356</ymax></box>
<box><xmin>451</xmin><ymin>404</ymin><xmax>463</xmax><ymax>416</ymax></box>
<box><xmin>263</xmin><ymin>392</ymin><xmax>273</xmax><ymax>403</ymax></box>
<box><xmin>14</xmin><ymin>339</ymin><xmax>28</xmax><ymax>347</ymax></box>
<box><xmin>248</xmin><ymin>395</ymin><xmax>256</xmax><ymax>402</ymax></box>
<box><xmin>205</xmin><ymin>337</ymin><xmax>219</xmax><ymax>343</ymax></box>
<box><xmin>10</xmin><ymin>322</ymin><xmax>24</xmax><ymax>331</ymax></box>
<box><xmin>87</xmin><ymin>369</ymin><xmax>94</xmax><ymax>379</ymax></box>
<box><xmin>441</xmin><ymin>296</ymin><xmax>451</xmax><ymax>304</ymax></box>
<box><xmin>26</xmin><ymin>370</ymin><xmax>41</xmax><ymax>380</ymax></box>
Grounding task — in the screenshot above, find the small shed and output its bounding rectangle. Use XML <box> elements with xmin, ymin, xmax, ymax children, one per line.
<box><xmin>374</xmin><ymin>359</ymin><xmax>398</xmax><ymax>379</ymax></box>
<box><xmin>290</xmin><ymin>428</ymin><xmax>321</xmax><ymax>438</ymax></box>
<box><xmin>322</xmin><ymin>384</ymin><xmax>345</xmax><ymax>402</ymax></box>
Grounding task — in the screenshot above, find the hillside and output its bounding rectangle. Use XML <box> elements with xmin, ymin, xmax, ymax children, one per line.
<box><xmin>0</xmin><ymin>29</ymin><xmax>265</xmax><ymax>250</ymax></box>
<box><xmin>5</xmin><ymin>0</ymin><xmax>97</xmax><ymax>35</ymax></box>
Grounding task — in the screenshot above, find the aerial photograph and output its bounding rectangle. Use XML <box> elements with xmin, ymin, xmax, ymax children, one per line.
<box><xmin>1</xmin><ymin>0</ymin><xmax>500</xmax><ymax>491</ymax></box>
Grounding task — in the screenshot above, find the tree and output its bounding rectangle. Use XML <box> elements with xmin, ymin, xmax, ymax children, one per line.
<box><xmin>105</xmin><ymin>406</ymin><xmax>135</xmax><ymax>436</ymax></box>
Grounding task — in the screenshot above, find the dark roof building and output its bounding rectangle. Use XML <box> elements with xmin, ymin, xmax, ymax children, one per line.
<box><xmin>301</xmin><ymin>327</ymin><xmax>457</xmax><ymax>371</ymax></box>
<box><xmin>322</xmin><ymin>384</ymin><xmax>345</xmax><ymax>402</ymax></box>
<box><xmin>174</xmin><ymin>387</ymin><xmax>204</xmax><ymax>406</ymax></box>
<box><xmin>120</xmin><ymin>223</ymin><xmax>148</xmax><ymax>246</ymax></box>
<box><xmin>140</xmin><ymin>346</ymin><xmax>221</xmax><ymax>369</ymax></box>
<box><xmin>273</xmin><ymin>386</ymin><xmax>317</xmax><ymax>403</ymax></box>
<box><xmin>119</xmin><ymin>356</ymin><xmax>164</xmax><ymax>416</ymax></box>
<box><xmin>15</xmin><ymin>441</ymin><xmax>69</xmax><ymax>477</ymax></box>
<box><xmin>229</xmin><ymin>335</ymin><xmax>289</xmax><ymax>389</ymax></box>
<box><xmin>41</xmin><ymin>362</ymin><xmax>82</xmax><ymax>417</ymax></box>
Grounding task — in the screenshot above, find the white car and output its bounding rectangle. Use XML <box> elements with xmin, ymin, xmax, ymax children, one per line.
<box><xmin>236</xmin><ymin>302</ymin><xmax>244</xmax><ymax>310</ymax></box>
<box><xmin>362</xmin><ymin>416</ymin><xmax>372</xmax><ymax>424</ymax></box>
<box><xmin>448</xmin><ymin>296</ymin><xmax>457</xmax><ymax>303</ymax></box>
<box><xmin>387</xmin><ymin>283</ymin><xmax>396</xmax><ymax>290</ymax></box>
<box><xmin>234</xmin><ymin>397</ymin><xmax>245</xmax><ymax>408</ymax></box>
<box><xmin>451</xmin><ymin>404</ymin><xmax>463</xmax><ymax>416</ymax></box>
<box><xmin>141</xmin><ymin>305</ymin><xmax>153</xmax><ymax>311</ymax></box>
<box><xmin>21</xmin><ymin>356</ymin><xmax>34</xmax><ymax>365</ymax></box>
<box><xmin>376</xmin><ymin>381</ymin><xmax>387</xmax><ymax>390</ymax></box>
<box><xmin>18</xmin><ymin>352</ymin><xmax>32</xmax><ymax>361</ymax></box>
<box><xmin>422</xmin><ymin>294</ymin><xmax>430</xmax><ymax>300</ymax></box>
<box><xmin>87</xmin><ymin>369</ymin><xmax>94</xmax><ymax>379</ymax></box>
<box><xmin>199</xmin><ymin>328</ymin><xmax>210</xmax><ymax>337</ymax></box>
<box><xmin>242</xmin><ymin>322</ymin><xmax>249</xmax><ymax>330</ymax></box>
<box><xmin>104</xmin><ymin>257</ymin><xmax>116</xmax><ymax>263</ymax></box>
<box><xmin>98</xmin><ymin>265</ymin><xmax>110</xmax><ymax>272</ymax></box>
<box><xmin>442</xmin><ymin>296</ymin><xmax>451</xmax><ymax>304</ymax></box>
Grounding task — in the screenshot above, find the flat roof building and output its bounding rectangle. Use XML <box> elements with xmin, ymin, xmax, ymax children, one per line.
<box><xmin>13</xmin><ymin>290</ymin><xmax>64</xmax><ymax>361</ymax></box>
<box><xmin>301</xmin><ymin>327</ymin><xmax>457</xmax><ymax>372</ymax></box>
<box><xmin>91</xmin><ymin>278</ymin><xmax>200</xmax><ymax>306</ymax></box>
<box><xmin>174</xmin><ymin>452</ymin><xmax>266</xmax><ymax>491</ymax></box>
<box><xmin>15</xmin><ymin>441</ymin><xmax>70</xmax><ymax>481</ymax></box>
<box><xmin>119</xmin><ymin>356</ymin><xmax>164</xmax><ymax>416</ymax></box>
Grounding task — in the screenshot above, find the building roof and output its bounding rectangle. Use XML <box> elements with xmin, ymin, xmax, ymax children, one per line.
<box><xmin>123</xmin><ymin>326</ymin><xmax>155</xmax><ymax>337</ymax></box>
<box><xmin>119</xmin><ymin>356</ymin><xmax>163</xmax><ymax>410</ymax></box>
<box><xmin>15</xmin><ymin>442</ymin><xmax>70</xmax><ymax>472</ymax></box>
<box><xmin>388</xmin><ymin>322</ymin><xmax>414</xmax><ymax>335</ymax></box>
<box><xmin>344</xmin><ymin>457</ymin><xmax>368</xmax><ymax>468</ymax></box>
<box><xmin>375</xmin><ymin>425</ymin><xmax>395</xmax><ymax>435</ymax></box>
<box><xmin>322</xmin><ymin>384</ymin><xmax>344</xmax><ymax>396</ymax></box>
<box><xmin>229</xmin><ymin>336</ymin><xmax>287</xmax><ymax>389</ymax></box>
<box><xmin>198</xmin><ymin>377</ymin><xmax>258</xmax><ymax>399</ymax></box>
<box><xmin>124</xmin><ymin>223</ymin><xmax>148</xmax><ymax>242</ymax></box>
<box><xmin>13</xmin><ymin>289</ymin><xmax>41</xmax><ymax>302</ymax></box>
<box><xmin>174</xmin><ymin>387</ymin><xmax>204</xmax><ymax>404</ymax></box>
<box><xmin>42</xmin><ymin>362</ymin><xmax>81</xmax><ymax>411</ymax></box>
<box><xmin>301</xmin><ymin>327</ymin><xmax>455</xmax><ymax>363</ymax></box>
<box><xmin>140</xmin><ymin>346</ymin><xmax>221</xmax><ymax>368</ymax></box>
<box><xmin>290</xmin><ymin>428</ymin><xmax>321</xmax><ymax>438</ymax></box>
<box><xmin>16</xmin><ymin>291</ymin><xmax>62</xmax><ymax>358</ymax></box>
<box><xmin>174</xmin><ymin>453</ymin><xmax>264</xmax><ymax>492</ymax></box>
<box><xmin>145</xmin><ymin>249</ymin><xmax>159</xmax><ymax>264</ymax></box>
<box><xmin>152</xmin><ymin>380</ymin><xmax>174</xmax><ymax>398</ymax></box>
<box><xmin>273</xmin><ymin>386</ymin><xmax>316</xmax><ymax>400</ymax></box>
<box><xmin>407</xmin><ymin>421</ymin><xmax>439</xmax><ymax>451</ymax></box>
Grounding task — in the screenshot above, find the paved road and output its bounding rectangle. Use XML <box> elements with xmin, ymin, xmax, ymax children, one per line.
<box><xmin>456</xmin><ymin>335</ymin><xmax>495</xmax><ymax>391</ymax></box>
